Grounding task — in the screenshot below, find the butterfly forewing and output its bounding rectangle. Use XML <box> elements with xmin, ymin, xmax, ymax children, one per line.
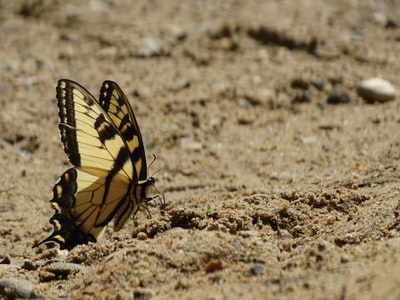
<box><xmin>57</xmin><ymin>80</ymin><xmax>134</xmax><ymax>180</ymax></box>
<box><xmin>98</xmin><ymin>81</ymin><xmax>147</xmax><ymax>181</ymax></box>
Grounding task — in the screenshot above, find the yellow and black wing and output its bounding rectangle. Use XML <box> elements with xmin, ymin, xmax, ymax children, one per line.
<box><xmin>34</xmin><ymin>79</ymin><xmax>154</xmax><ymax>250</ymax></box>
<box><xmin>98</xmin><ymin>81</ymin><xmax>147</xmax><ymax>181</ymax></box>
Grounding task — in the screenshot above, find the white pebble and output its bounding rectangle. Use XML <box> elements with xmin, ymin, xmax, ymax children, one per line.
<box><xmin>356</xmin><ymin>77</ymin><xmax>396</xmax><ymax>103</ymax></box>
<box><xmin>131</xmin><ymin>37</ymin><xmax>162</xmax><ymax>58</ymax></box>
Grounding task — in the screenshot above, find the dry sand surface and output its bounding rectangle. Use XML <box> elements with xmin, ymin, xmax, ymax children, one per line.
<box><xmin>1</xmin><ymin>1</ymin><xmax>400</xmax><ymax>299</ymax></box>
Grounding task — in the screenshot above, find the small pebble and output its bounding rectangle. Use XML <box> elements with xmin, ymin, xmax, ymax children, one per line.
<box><xmin>249</xmin><ymin>263</ymin><xmax>263</xmax><ymax>276</ymax></box>
<box><xmin>311</xmin><ymin>78</ymin><xmax>325</xmax><ymax>91</ymax></box>
<box><xmin>0</xmin><ymin>278</ymin><xmax>37</xmax><ymax>299</ymax></box>
<box><xmin>131</xmin><ymin>36</ymin><xmax>163</xmax><ymax>58</ymax></box>
<box><xmin>340</xmin><ymin>254</ymin><xmax>351</xmax><ymax>263</ymax></box>
<box><xmin>356</xmin><ymin>77</ymin><xmax>396</xmax><ymax>103</ymax></box>
<box><xmin>370</xmin><ymin>12</ymin><xmax>387</xmax><ymax>26</ymax></box>
<box><xmin>327</xmin><ymin>88</ymin><xmax>350</xmax><ymax>104</ymax></box>
<box><xmin>242</xmin><ymin>88</ymin><xmax>274</xmax><ymax>106</ymax></box>
<box><xmin>178</xmin><ymin>137</ymin><xmax>202</xmax><ymax>150</ymax></box>
<box><xmin>212</xmin><ymin>37</ymin><xmax>238</xmax><ymax>51</ymax></box>
<box><xmin>137</xmin><ymin>232</ymin><xmax>148</xmax><ymax>241</ymax></box>
<box><xmin>205</xmin><ymin>259</ymin><xmax>223</xmax><ymax>273</ymax></box>
<box><xmin>164</xmin><ymin>24</ymin><xmax>187</xmax><ymax>41</ymax></box>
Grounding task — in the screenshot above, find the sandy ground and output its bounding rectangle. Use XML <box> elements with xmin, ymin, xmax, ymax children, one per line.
<box><xmin>1</xmin><ymin>0</ymin><xmax>400</xmax><ymax>299</ymax></box>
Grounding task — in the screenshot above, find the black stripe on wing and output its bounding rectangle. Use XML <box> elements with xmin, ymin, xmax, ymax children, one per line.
<box><xmin>56</xmin><ymin>81</ymin><xmax>84</xmax><ymax>167</ymax></box>
<box><xmin>94</xmin><ymin>113</ymin><xmax>118</xmax><ymax>144</ymax></box>
<box><xmin>100</xmin><ymin>146</ymin><xmax>130</xmax><ymax>210</ymax></box>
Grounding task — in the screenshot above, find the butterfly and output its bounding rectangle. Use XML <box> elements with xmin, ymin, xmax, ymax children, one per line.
<box><xmin>34</xmin><ymin>79</ymin><xmax>163</xmax><ymax>250</ymax></box>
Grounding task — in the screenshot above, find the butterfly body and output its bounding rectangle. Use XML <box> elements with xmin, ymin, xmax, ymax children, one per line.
<box><xmin>34</xmin><ymin>80</ymin><xmax>158</xmax><ymax>250</ymax></box>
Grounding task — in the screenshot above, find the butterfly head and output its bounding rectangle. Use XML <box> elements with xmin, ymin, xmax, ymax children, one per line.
<box><xmin>144</xmin><ymin>176</ymin><xmax>155</xmax><ymax>191</ymax></box>
<box><xmin>143</xmin><ymin>176</ymin><xmax>165</xmax><ymax>211</ymax></box>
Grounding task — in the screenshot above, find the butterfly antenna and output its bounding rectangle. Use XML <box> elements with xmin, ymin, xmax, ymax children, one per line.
<box><xmin>148</xmin><ymin>154</ymin><xmax>164</xmax><ymax>177</ymax></box>
<box><xmin>148</xmin><ymin>153</ymin><xmax>157</xmax><ymax>172</ymax></box>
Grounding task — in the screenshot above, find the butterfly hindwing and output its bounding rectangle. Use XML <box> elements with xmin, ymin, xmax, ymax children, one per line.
<box><xmin>34</xmin><ymin>80</ymin><xmax>155</xmax><ymax>250</ymax></box>
<box><xmin>37</xmin><ymin>169</ymin><xmax>99</xmax><ymax>248</ymax></box>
